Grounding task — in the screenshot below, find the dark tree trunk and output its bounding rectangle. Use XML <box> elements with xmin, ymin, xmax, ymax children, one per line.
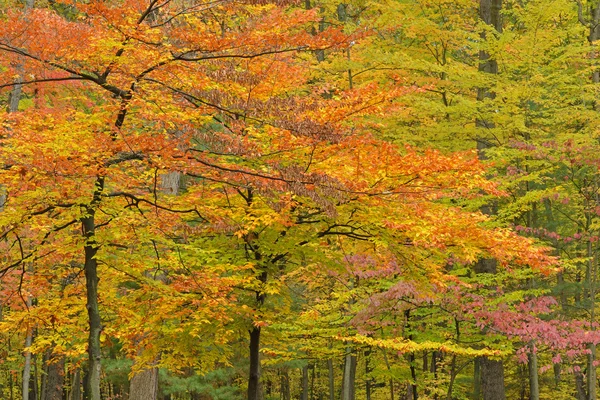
<box><xmin>365</xmin><ymin>348</ymin><xmax>373</xmax><ymax>400</ymax></box>
<box><xmin>43</xmin><ymin>356</ymin><xmax>65</xmax><ymax>400</ymax></box>
<box><xmin>301</xmin><ymin>365</ymin><xmax>309</xmax><ymax>400</ymax></box>
<box><xmin>480</xmin><ymin>358</ymin><xmax>506</xmax><ymax>400</ymax></box>
<box><xmin>248</xmin><ymin>326</ymin><xmax>262</xmax><ymax>400</ymax></box>
<box><xmin>82</xmin><ymin>177</ymin><xmax>104</xmax><ymax>400</ymax></box>
<box><xmin>408</xmin><ymin>353</ymin><xmax>417</xmax><ymax>400</ymax></box>
<box><xmin>327</xmin><ymin>359</ymin><xmax>334</xmax><ymax>400</ymax></box>
<box><xmin>575</xmin><ymin>369</ymin><xmax>586</xmax><ymax>400</ymax></box>
<box><xmin>280</xmin><ymin>368</ymin><xmax>290</xmax><ymax>400</ymax></box>
<box><xmin>473</xmin><ymin>358</ymin><xmax>481</xmax><ymax>400</ymax></box>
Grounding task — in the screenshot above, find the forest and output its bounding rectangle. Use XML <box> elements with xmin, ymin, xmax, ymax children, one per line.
<box><xmin>0</xmin><ymin>0</ymin><xmax>599</xmax><ymax>399</ymax></box>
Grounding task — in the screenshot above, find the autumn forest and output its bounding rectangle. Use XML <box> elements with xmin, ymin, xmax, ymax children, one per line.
<box><xmin>1</xmin><ymin>0</ymin><xmax>600</xmax><ymax>399</ymax></box>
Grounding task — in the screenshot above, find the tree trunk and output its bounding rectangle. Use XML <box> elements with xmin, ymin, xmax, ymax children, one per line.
<box><xmin>475</xmin><ymin>2</ymin><xmax>505</xmax><ymax>399</ymax></box>
<box><xmin>341</xmin><ymin>348</ymin><xmax>356</xmax><ymax>400</ymax></box>
<box><xmin>129</xmin><ymin>368</ymin><xmax>159</xmax><ymax>400</ymax></box>
<box><xmin>589</xmin><ymin>343</ymin><xmax>597</xmax><ymax>400</ymax></box>
<box><xmin>82</xmin><ymin>177</ymin><xmax>104</xmax><ymax>400</ymax></box>
<box><xmin>528</xmin><ymin>345</ymin><xmax>539</xmax><ymax>400</ymax></box>
<box><xmin>248</xmin><ymin>326</ymin><xmax>262</xmax><ymax>400</ymax></box>
<box><xmin>327</xmin><ymin>359</ymin><xmax>334</xmax><ymax>400</ymax></box>
<box><xmin>588</xmin><ymin>235</ymin><xmax>597</xmax><ymax>400</ymax></box>
<box><xmin>22</xmin><ymin>321</ymin><xmax>33</xmax><ymax>400</ymax></box>
<box><xmin>301</xmin><ymin>365</ymin><xmax>309</xmax><ymax>400</ymax></box>
<box><xmin>365</xmin><ymin>348</ymin><xmax>373</xmax><ymax>400</ymax></box>
<box><xmin>44</xmin><ymin>356</ymin><xmax>65</xmax><ymax>400</ymax></box>
<box><xmin>553</xmin><ymin>359</ymin><xmax>561</xmax><ymax>387</ymax></box>
<box><xmin>447</xmin><ymin>354</ymin><xmax>457</xmax><ymax>400</ymax></box>
<box><xmin>31</xmin><ymin>353</ymin><xmax>38</xmax><ymax>400</ymax></box>
<box><xmin>71</xmin><ymin>370</ymin><xmax>82</xmax><ymax>400</ymax></box>
<box><xmin>408</xmin><ymin>352</ymin><xmax>417</xmax><ymax>400</ymax></box>
<box><xmin>480</xmin><ymin>358</ymin><xmax>506</xmax><ymax>400</ymax></box>
<box><xmin>280</xmin><ymin>368</ymin><xmax>290</xmax><ymax>400</ymax></box>
<box><xmin>473</xmin><ymin>358</ymin><xmax>481</xmax><ymax>400</ymax></box>
<box><xmin>575</xmin><ymin>369</ymin><xmax>587</xmax><ymax>400</ymax></box>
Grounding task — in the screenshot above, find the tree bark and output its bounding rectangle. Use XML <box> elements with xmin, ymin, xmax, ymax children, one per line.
<box><xmin>280</xmin><ymin>368</ymin><xmax>290</xmax><ymax>400</ymax></box>
<box><xmin>408</xmin><ymin>352</ymin><xmax>417</xmax><ymax>400</ymax></box>
<box><xmin>248</xmin><ymin>326</ymin><xmax>262</xmax><ymax>400</ymax></box>
<box><xmin>366</xmin><ymin>348</ymin><xmax>373</xmax><ymax>400</ymax></box>
<box><xmin>21</xmin><ymin>319</ymin><xmax>33</xmax><ymax>400</ymax></box>
<box><xmin>129</xmin><ymin>368</ymin><xmax>159</xmax><ymax>400</ymax></box>
<box><xmin>71</xmin><ymin>370</ymin><xmax>82</xmax><ymax>400</ymax></box>
<box><xmin>327</xmin><ymin>359</ymin><xmax>334</xmax><ymax>400</ymax></box>
<box><xmin>44</xmin><ymin>356</ymin><xmax>65</xmax><ymax>400</ymax></box>
<box><xmin>480</xmin><ymin>358</ymin><xmax>506</xmax><ymax>400</ymax></box>
<box><xmin>588</xmin><ymin>232</ymin><xmax>597</xmax><ymax>400</ymax></box>
<box><xmin>475</xmin><ymin>2</ymin><xmax>506</xmax><ymax>399</ymax></box>
<box><xmin>341</xmin><ymin>348</ymin><xmax>356</xmax><ymax>400</ymax></box>
<box><xmin>575</xmin><ymin>369</ymin><xmax>587</xmax><ymax>400</ymax></box>
<box><xmin>527</xmin><ymin>344</ymin><xmax>539</xmax><ymax>400</ymax></box>
<box><xmin>301</xmin><ymin>365</ymin><xmax>309</xmax><ymax>400</ymax></box>
<box><xmin>473</xmin><ymin>358</ymin><xmax>481</xmax><ymax>400</ymax></box>
<box><xmin>82</xmin><ymin>178</ymin><xmax>104</xmax><ymax>400</ymax></box>
<box><xmin>589</xmin><ymin>343</ymin><xmax>597</xmax><ymax>400</ymax></box>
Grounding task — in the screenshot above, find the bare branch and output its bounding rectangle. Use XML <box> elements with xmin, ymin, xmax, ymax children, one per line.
<box><xmin>105</xmin><ymin>191</ymin><xmax>206</xmax><ymax>219</ymax></box>
<box><xmin>0</xmin><ymin>76</ymin><xmax>86</xmax><ymax>90</ymax></box>
<box><xmin>575</xmin><ymin>0</ymin><xmax>588</xmax><ymax>26</ymax></box>
<box><xmin>103</xmin><ymin>151</ymin><xmax>145</xmax><ymax>167</ymax></box>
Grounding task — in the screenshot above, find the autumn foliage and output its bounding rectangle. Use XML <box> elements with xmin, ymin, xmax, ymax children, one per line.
<box><xmin>1</xmin><ymin>0</ymin><xmax>595</xmax><ymax>399</ymax></box>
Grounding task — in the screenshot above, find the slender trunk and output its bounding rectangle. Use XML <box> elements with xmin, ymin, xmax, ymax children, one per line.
<box><xmin>365</xmin><ymin>348</ymin><xmax>372</xmax><ymax>400</ymax></box>
<box><xmin>404</xmin><ymin>310</ymin><xmax>417</xmax><ymax>400</ymax></box>
<box><xmin>431</xmin><ymin>352</ymin><xmax>438</xmax><ymax>400</ymax></box>
<box><xmin>310</xmin><ymin>364</ymin><xmax>315</xmax><ymax>400</ymax></box>
<box><xmin>280</xmin><ymin>368</ymin><xmax>290</xmax><ymax>400</ymax></box>
<box><xmin>248</xmin><ymin>326</ymin><xmax>262</xmax><ymax>400</ymax></box>
<box><xmin>301</xmin><ymin>365</ymin><xmax>308</xmax><ymax>400</ymax></box>
<box><xmin>22</xmin><ymin>304</ymin><xmax>33</xmax><ymax>400</ymax></box>
<box><xmin>82</xmin><ymin>178</ymin><xmax>104</xmax><ymax>400</ymax></box>
<box><xmin>588</xmin><ymin>231</ymin><xmax>597</xmax><ymax>400</ymax></box>
<box><xmin>10</xmin><ymin>365</ymin><xmax>14</xmax><ymax>400</ymax></box>
<box><xmin>32</xmin><ymin>353</ymin><xmax>38</xmax><ymax>400</ymax></box>
<box><xmin>327</xmin><ymin>359</ymin><xmax>334</xmax><ymax>400</ymax></box>
<box><xmin>576</xmin><ymin>369</ymin><xmax>587</xmax><ymax>400</ymax></box>
<box><xmin>473</xmin><ymin>358</ymin><xmax>481</xmax><ymax>400</ymax></box>
<box><xmin>341</xmin><ymin>348</ymin><xmax>356</xmax><ymax>400</ymax></box>
<box><xmin>553</xmin><ymin>359</ymin><xmax>561</xmax><ymax>387</ymax></box>
<box><xmin>528</xmin><ymin>344</ymin><xmax>539</xmax><ymax>400</ymax></box>
<box><xmin>40</xmin><ymin>351</ymin><xmax>48</xmax><ymax>400</ymax></box>
<box><xmin>381</xmin><ymin>347</ymin><xmax>395</xmax><ymax>400</ymax></box>
<box><xmin>590</xmin><ymin>343</ymin><xmax>597</xmax><ymax>400</ymax></box>
<box><xmin>12</xmin><ymin>2</ymin><xmax>32</xmax><ymax>393</ymax></box>
<box><xmin>71</xmin><ymin>370</ymin><xmax>82</xmax><ymax>400</ymax></box>
<box><xmin>408</xmin><ymin>352</ymin><xmax>417</xmax><ymax>400</ymax></box>
<box><xmin>519</xmin><ymin>364</ymin><xmax>526</xmax><ymax>400</ymax></box>
<box><xmin>447</xmin><ymin>319</ymin><xmax>460</xmax><ymax>400</ymax></box>
<box><xmin>447</xmin><ymin>354</ymin><xmax>457</xmax><ymax>400</ymax></box>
